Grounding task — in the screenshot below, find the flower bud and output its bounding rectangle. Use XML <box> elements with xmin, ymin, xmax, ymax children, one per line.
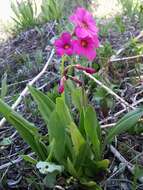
<box><xmin>69</xmin><ymin>76</ymin><xmax>83</xmax><ymax>86</ymax></box>
<box><xmin>58</xmin><ymin>76</ymin><xmax>66</xmax><ymax>94</ymax></box>
<box><xmin>75</xmin><ymin>64</ymin><xmax>96</xmax><ymax>74</ymax></box>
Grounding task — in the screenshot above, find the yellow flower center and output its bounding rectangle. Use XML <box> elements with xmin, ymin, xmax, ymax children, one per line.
<box><xmin>64</xmin><ymin>44</ymin><xmax>70</xmax><ymax>49</ymax></box>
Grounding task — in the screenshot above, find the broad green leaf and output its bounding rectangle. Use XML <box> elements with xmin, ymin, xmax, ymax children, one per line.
<box><xmin>75</xmin><ymin>143</ymin><xmax>91</xmax><ymax>177</ymax></box>
<box><xmin>46</xmin><ymin>139</ymin><xmax>55</xmax><ymax>162</ymax></box>
<box><xmin>94</xmin><ymin>159</ymin><xmax>110</xmax><ymax>172</ymax></box>
<box><xmin>69</xmin><ymin>122</ymin><xmax>86</xmax><ymax>156</ymax></box>
<box><xmin>106</xmin><ymin>108</ymin><xmax>143</xmax><ymax>143</ymax></box>
<box><xmin>71</xmin><ymin>87</ymin><xmax>88</xmax><ymax>111</ymax></box>
<box><xmin>56</xmin><ymin>97</ymin><xmax>72</xmax><ymax>124</ymax></box>
<box><xmin>79</xmin><ymin>108</ymin><xmax>86</xmax><ymax>136</ymax></box>
<box><xmin>84</xmin><ymin>106</ymin><xmax>101</xmax><ymax>160</ymax></box>
<box><xmin>80</xmin><ymin>179</ymin><xmax>102</xmax><ymax>190</ymax></box>
<box><xmin>29</xmin><ymin>86</ymin><xmax>55</xmax><ymax>125</ymax></box>
<box><xmin>68</xmin><ymin>122</ymin><xmax>90</xmax><ymax>175</ymax></box>
<box><xmin>22</xmin><ymin>155</ymin><xmax>37</xmax><ymax>164</ymax></box>
<box><xmin>43</xmin><ymin>173</ymin><xmax>57</xmax><ymax>188</ymax></box>
<box><xmin>35</xmin><ymin>137</ymin><xmax>48</xmax><ymax>160</ymax></box>
<box><xmin>84</xmin><ymin>158</ymin><xmax>109</xmax><ymax>178</ymax></box>
<box><xmin>67</xmin><ymin>157</ymin><xmax>78</xmax><ymax>178</ymax></box>
<box><xmin>63</xmin><ymin>79</ymin><xmax>74</xmax><ymax>110</ymax></box>
<box><xmin>0</xmin><ymin>99</ymin><xmax>47</xmax><ymax>160</ymax></box>
<box><xmin>48</xmin><ymin>97</ymin><xmax>73</xmax><ymax>162</ymax></box>
<box><xmin>48</xmin><ymin>111</ymin><xmax>66</xmax><ymax>162</ymax></box>
<box><xmin>134</xmin><ymin>165</ymin><xmax>143</xmax><ymax>182</ymax></box>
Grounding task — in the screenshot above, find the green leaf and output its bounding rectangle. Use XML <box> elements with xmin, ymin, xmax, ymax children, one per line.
<box><xmin>106</xmin><ymin>108</ymin><xmax>143</xmax><ymax>143</ymax></box>
<box><xmin>22</xmin><ymin>155</ymin><xmax>37</xmax><ymax>164</ymax></box>
<box><xmin>69</xmin><ymin>122</ymin><xmax>86</xmax><ymax>156</ymax></box>
<box><xmin>0</xmin><ymin>99</ymin><xmax>47</xmax><ymax>160</ymax></box>
<box><xmin>68</xmin><ymin>122</ymin><xmax>90</xmax><ymax>176</ymax></box>
<box><xmin>48</xmin><ymin>98</ymin><xmax>73</xmax><ymax>162</ymax></box>
<box><xmin>43</xmin><ymin>173</ymin><xmax>57</xmax><ymax>188</ymax></box>
<box><xmin>67</xmin><ymin>157</ymin><xmax>78</xmax><ymax>178</ymax></box>
<box><xmin>55</xmin><ymin>97</ymin><xmax>72</xmax><ymax>124</ymax></box>
<box><xmin>134</xmin><ymin>165</ymin><xmax>143</xmax><ymax>182</ymax></box>
<box><xmin>79</xmin><ymin>108</ymin><xmax>86</xmax><ymax>136</ymax></box>
<box><xmin>84</xmin><ymin>106</ymin><xmax>101</xmax><ymax>160</ymax></box>
<box><xmin>94</xmin><ymin>159</ymin><xmax>110</xmax><ymax>172</ymax></box>
<box><xmin>71</xmin><ymin>87</ymin><xmax>88</xmax><ymax>111</ymax></box>
<box><xmin>29</xmin><ymin>86</ymin><xmax>55</xmax><ymax>125</ymax></box>
<box><xmin>80</xmin><ymin>179</ymin><xmax>102</xmax><ymax>190</ymax></box>
<box><xmin>48</xmin><ymin>111</ymin><xmax>66</xmax><ymax>162</ymax></box>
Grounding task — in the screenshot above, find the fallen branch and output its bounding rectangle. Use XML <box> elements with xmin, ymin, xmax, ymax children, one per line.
<box><xmin>0</xmin><ymin>49</ymin><xmax>55</xmax><ymax>128</ymax></box>
<box><xmin>83</xmin><ymin>71</ymin><xmax>135</xmax><ymax>110</ymax></box>
<box><xmin>0</xmin><ymin>153</ymin><xmax>34</xmax><ymax>170</ymax></box>
<box><xmin>101</xmin><ymin>123</ymin><xmax>116</xmax><ymax>128</ymax></box>
<box><xmin>110</xmin><ymin>54</ymin><xmax>143</xmax><ymax>64</ymax></box>
<box><xmin>110</xmin><ymin>145</ymin><xmax>143</xmax><ymax>183</ymax></box>
<box><xmin>110</xmin><ymin>145</ymin><xmax>133</xmax><ymax>172</ymax></box>
<box><xmin>100</xmin><ymin>98</ymin><xmax>143</xmax><ymax>125</ymax></box>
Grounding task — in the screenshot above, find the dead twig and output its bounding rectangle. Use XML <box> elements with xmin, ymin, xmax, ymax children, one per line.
<box><xmin>0</xmin><ymin>49</ymin><xmax>55</xmax><ymax>128</ymax></box>
<box><xmin>110</xmin><ymin>54</ymin><xmax>143</xmax><ymax>64</ymax></box>
<box><xmin>100</xmin><ymin>98</ymin><xmax>143</xmax><ymax>126</ymax></box>
<box><xmin>0</xmin><ymin>153</ymin><xmax>34</xmax><ymax>170</ymax></box>
<box><xmin>83</xmin><ymin>71</ymin><xmax>135</xmax><ymax>110</ymax></box>
<box><xmin>109</xmin><ymin>145</ymin><xmax>143</xmax><ymax>183</ymax></box>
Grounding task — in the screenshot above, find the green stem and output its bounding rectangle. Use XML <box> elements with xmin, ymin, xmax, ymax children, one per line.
<box><xmin>61</xmin><ymin>55</ymin><xmax>66</xmax><ymax>75</ymax></box>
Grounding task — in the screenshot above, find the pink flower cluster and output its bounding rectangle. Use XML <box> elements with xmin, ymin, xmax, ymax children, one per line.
<box><xmin>54</xmin><ymin>7</ymin><xmax>99</xmax><ymax>61</ymax></box>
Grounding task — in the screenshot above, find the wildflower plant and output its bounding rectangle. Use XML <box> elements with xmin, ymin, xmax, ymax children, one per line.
<box><xmin>0</xmin><ymin>6</ymin><xmax>143</xmax><ymax>190</ymax></box>
<box><xmin>55</xmin><ymin>7</ymin><xmax>99</xmax><ymax>61</ymax></box>
<box><xmin>54</xmin><ymin>7</ymin><xmax>99</xmax><ymax>94</ymax></box>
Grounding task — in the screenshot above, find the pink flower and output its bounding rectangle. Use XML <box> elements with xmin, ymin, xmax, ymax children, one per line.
<box><xmin>73</xmin><ymin>37</ymin><xmax>97</xmax><ymax>61</ymax></box>
<box><xmin>54</xmin><ymin>32</ymin><xmax>74</xmax><ymax>56</ymax></box>
<box><xmin>69</xmin><ymin>7</ymin><xmax>98</xmax><ymax>38</ymax></box>
<box><xmin>58</xmin><ymin>76</ymin><xmax>66</xmax><ymax>94</ymax></box>
<box><xmin>75</xmin><ymin>64</ymin><xmax>96</xmax><ymax>74</ymax></box>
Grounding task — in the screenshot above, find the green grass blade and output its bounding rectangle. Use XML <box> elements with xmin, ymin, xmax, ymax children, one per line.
<box><xmin>84</xmin><ymin>106</ymin><xmax>101</xmax><ymax>160</ymax></box>
<box><xmin>0</xmin><ymin>99</ymin><xmax>47</xmax><ymax>160</ymax></box>
<box><xmin>105</xmin><ymin>108</ymin><xmax>143</xmax><ymax>143</ymax></box>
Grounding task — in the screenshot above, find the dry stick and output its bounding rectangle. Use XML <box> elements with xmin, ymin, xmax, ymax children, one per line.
<box><xmin>0</xmin><ymin>49</ymin><xmax>55</xmax><ymax>128</ymax></box>
<box><xmin>110</xmin><ymin>54</ymin><xmax>143</xmax><ymax>64</ymax></box>
<box><xmin>83</xmin><ymin>71</ymin><xmax>135</xmax><ymax>110</ymax></box>
<box><xmin>101</xmin><ymin>123</ymin><xmax>116</xmax><ymax>129</ymax></box>
<box><xmin>83</xmin><ymin>72</ymin><xmax>142</xmax><ymax>181</ymax></box>
<box><xmin>0</xmin><ymin>153</ymin><xmax>34</xmax><ymax>170</ymax></box>
<box><xmin>111</xmin><ymin>30</ymin><xmax>143</xmax><ymax>59</ymax></box>
<box><xmin>100</xmin><ymin>98</ymin><xmax>143</xmax><ymax>126</ymax></box>
<box><xmin>110</xmin><ymin>145</ymin><xmax>134</xmax><ymax>172</ymax></box>
<box><xmin>109</xmin><ymin>145</ymin><xmax>143</xmax><ymax>183</ymax></box>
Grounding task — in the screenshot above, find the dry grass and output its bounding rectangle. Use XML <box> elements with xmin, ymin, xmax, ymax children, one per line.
<box><xmin>0</xmin><ymin>0</ymin><xmax>122</xmax><ymax>41</ymax></box>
